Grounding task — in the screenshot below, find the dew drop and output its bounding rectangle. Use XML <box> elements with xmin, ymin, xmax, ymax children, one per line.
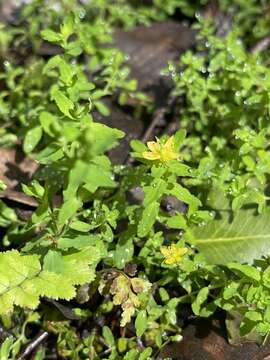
<box><xmin>79</xmin><ymin>9</ymin><xmax>86</xmax><ymax>19</ymax></box>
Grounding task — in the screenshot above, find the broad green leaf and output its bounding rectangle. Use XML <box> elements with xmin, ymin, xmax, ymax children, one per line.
<box><xmin>70</xmin><ymin>220</ymin><xmax>91</xmax><ymax>232</ymax></box>
<box><xmin>63</xmin><ymin>160</ymin><xmax>115</xmax><ymax>201</ymax></box>
<box><xmin>34</xmin><ymin>144</ymin><xmax>64</xmax><ymax>164</ymax></box>
<box><xmin>138</xmin><ymin>348</ymin><xmax>152</xmax><ymax>360</ymax></box>
<box><xmin>43</xmin><ymin>55</ymin><xmax>73</xmax><ymax>85</ymax></box>
<box><xmin>23</xmin><ymin>126</ymin><xmax>42</xmax><ymax>153</ymax></box>
<box><xmin>58</xmin><ymin>198</ymin><xmax>82</xmax><ymax>224</ymax></box>
<box><xmin>41</xmin><ymin>29</ymin><xmax>62</xmax><ymax>43</ymax></box>
<box><xmin>43</xmin><ymin>250</ymin><xmax>64</xmax><ymax>273</ymax></box>
<box><xmin>0</xmin><ymin>250</ymin><xmax>80</xmax><ymax>313</ymax></box>
<box><xmin>245</xmin><ymin>311</ymin><xmax>262</xmax><ymax>322</ymax></box>
<box><xmin>135</xmin><ymin>310</ymin><xmax>147</xmax><ymax>336</ymax></box>
<box><xmin>84</xmin><ymin>122</ymin><xmax>124</xmax><ymax>156</ymax></box>
<box><xmin>95</xmin><ymin>100</ymin><xmax>110</xmax><ymax>116</ymax></box>
<box><xmin>167</xmin><ymin>183</ymin><xmax>201</xmax><ymax>214</ymax></box>
<box><xmin>167</xmin><ymin>161</ymin><xmax>192</xmax><ymax>177</ymax></box>
<box><xmin>83</xmin><ymin>164</ymin><xmax>116</xmax><ymax>193</ymax></box>
<box><xmin>113</xmin><ymin>237</ymin><xmax>134</xmax><ymax>269</ymax></box>
<box><xmin>228</xmin><ymin>263</ymin><xmax>261</xmax><ymax>281</ymax></box>
<box><xmin>166</xmin><ymin>214</ymin><xmax>187</xmax><ymax>229</ymax></box>
<box><xmin>185</xmin><ymin>208</ymin><xmax>270</xmax><ymax>264</ymax></box>
<box><xmin>102</xmin><ymin>326</ymin><xmax>115</xmax><ymax>347</ymax></box>
<box><xmin>191</xmin><ymin>287</ymin><xmax>209</xmax><ymax>315</ymax></box>
<box><xmin>0</xmin><ymin>200</ymin><xmax>17</xmax><ymax>227</ymax></box>
<box><xmin>0</xmin><ymin>336</ymin><xmax>13</xmax><ymax>359</ymax></box>
<box><xmin>123</xmin><ymin>349</ymin><xmax>139</xmax><ymax>360</ymax></box>
<box><xmin>51</xmin><ymin>88</ymin><xmax>74</xmax><ymax>118</ymax></box>
<box><xmin>57</xmin><ymin>234</ymin><xmax>100</xmax><ymax>250</ymax></box>
<box><xmin>143</xmin><ymin>178</ymin><xmax>166</xmax><ymax>206</ymax></box>
<box><xmin>137</xmin><ymin>202</ymin><xmax>159</xmax><ymax>237</ymax></box>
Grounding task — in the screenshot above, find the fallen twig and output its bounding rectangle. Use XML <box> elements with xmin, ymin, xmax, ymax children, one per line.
<box><xmin>141</xmin><ymin>107</ymin><xmax>166</xmax><ymax>143</ymax></box>
<box><xmin>251</xmin><ymin>35</ymin><xmax>270</xmax><ymax>54</ymax></box>
<box><xmin>17</xmin><ymin>331</ymin><xmax>49</xmax><ymax>360</ymax></box>
<box><xmin>124</xmin><ymin>107</ymin><xmax>166</xmax><ymax>165</ymax></box>
<box><xmin>0</xmin><ymin>189</ymin><xmax>38</xmax><ymax>207</ymax></box>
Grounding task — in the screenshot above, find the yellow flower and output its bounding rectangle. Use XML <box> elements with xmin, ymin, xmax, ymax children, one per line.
<box><xmin>142</xmin><ymin>136</ymin><xmax>179</xmax><ymax>162</ymax></box>
<box><xmin>161</xmin><ymin>244</ymin><xmax>188</xmax><ymax>265</ymax></box>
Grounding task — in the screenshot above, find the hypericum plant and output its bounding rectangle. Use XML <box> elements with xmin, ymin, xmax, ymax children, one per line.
<box><xmin>2</xmin><ymin>1</ymin><xmax>270</xmax><ymax>358</ymax></box>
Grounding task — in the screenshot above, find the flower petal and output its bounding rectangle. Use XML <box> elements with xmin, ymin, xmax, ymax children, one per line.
<box><xmin>147</xmin><ymin>141</ymin><xmax>161</xmax><ymax>152</ymax></box>
<box><xmin>163</xmin><ymin>136</ymin><xmax>175</xmax><ymax>151</ymax></box>
<box><xmin>142</xmin><ymin>151</ymin><xmax>160</xmax><ymax>160</ymax></box>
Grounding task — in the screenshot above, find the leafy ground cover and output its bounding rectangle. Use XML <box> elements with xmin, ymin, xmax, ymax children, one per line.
<box><xmin>1</xmin><ymin>0</ymin><xmax>270</xmax><ymax>359</ymax></box>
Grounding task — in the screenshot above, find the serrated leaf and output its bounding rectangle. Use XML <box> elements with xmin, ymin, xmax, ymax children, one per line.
<box><xmin>43</xmin><ymin>250</ymin><xmax>64</xmax><ymax>273</ymax></box>
<box><xmin>185</xmin><ymin>208</ymin><xmax>270</xmax><ymax>264</ymax></box>
<box><xmin>0</xmin><ymin>250</ymin><xmax>83</xmax><ymax>313</ymax></box>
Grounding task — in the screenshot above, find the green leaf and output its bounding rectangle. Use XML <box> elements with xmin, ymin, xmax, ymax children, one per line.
<box><xmin>167</xmin><ymin>161</ymin><xmax>192</xmax><ymax>177</ymax></box>
<box><xmin>174</xmin><ymin>129</ymin><xmax>186</xmax><ymax>149</ymax></box>
<box><xmin>23</xmin><ymin>126</ymin><xmax>43</xmax><ymax>153</ymax></box>
<box><xmin>0</xmin><ymin>200</ymin><xmax>17</xmax><ymax>227</ymax></box>
<box><xmin>95</xmin><ymin>100</ymin><xmax>110</xmax><ymax>116</ymax></box>
<box><xmin>41</xmin><ymin>29</ymin><xmax>62</xmax><ymax>43</ymax></box>
<box><xmin>43</xmin><ymin>250</ymin><xmax>64</xmax><ymax>273</ymax></box>
<box><xmin>192</xmin><ymin>287</ymin><xmax>209</xmax><ymax>315</ymax></box>
<box><xmin>137</xmin><ymin>202</ymin><xmax>159</xmax><ymax>237</ymax></box>
<box><xmin>57</xmin><ymin>234</ymin><xmax>101</xmax><ymax>250</ymax></box>
<box><xmin>113</xmin><ymin>236</ymin><xmax>134</xmax><ymax>269</ymax></box>
<box><xmin>0</xmin><ymin>336</ymin><xmax>13</xmax><ymax>359</ymax></box>
<box><xmin>138</xmin><ymin>348</ymin><xmax>152</xmax><ymax>360</ymax></box>
<box><xmin>166</xmin><ymin>214</ymin><xmax>187</xmax><ymax>230</ymax></box>
<box><xmin>245</xmin><ymin>311</ymin><xmax>262</xmax><ymax>322</ymax></box>
<box><xmin>135</xmin><ymin>310</ymin><xmax>147</xmax><ymax>337</ymax></box>
<box><xmin>185</xmin><ymin>207</ymin><xmax>270</xmax><ymax>264</ymax></box>
<box><xmin>84</xmin><ymin>122</ymin><xmax>124</xmax><ymax>156</ymax></box>
<box><xmin>102</xmin><ymin>326</ymin><xmax>115</xmax><ymax>347</ymax></box>
<box><xmin>123</xmin><ymin>349</ymin><xmax>139</xmax><ymax>360</ymax></box>
<box><xmin>70</xmin><ymin>220</ymin><xmax>91</xmax><ymax>232</ymax></box>
<box><xmin>43</xmin><ymin>56</ymin><xmax>73</xmax><ymax>85</ymax></box>
<box><xmin>143</xmin><ymin>178</ymin><xmax>166</xmax><ymax>206</ymax></box>
<box><xmin>167</xmin><ymin>183</ymin><xmax>201</xmax><ymax>214</ymax></box>
<box><xmin>228</xmin><ymin>263</ymin><xmax>261</xmax><ymax>281</ymax></box>
<box><xmin>63</xmin><ymin>160</ymin><xmax>115</xmax><ymax>201</ymax></box>
<box><xmin>51</xmin><ymin>88</ymin><xmax>74</xmax><ymax>118</ymax></box>
<box><xmin>58</xmin><ymin>198</ymin><xmax>82</xmax><ymax>224</ymax></box>
<box><xmin>0</xmin><ymin>250</ymin><xmax>78</xmax><ymax>313</ymax></box>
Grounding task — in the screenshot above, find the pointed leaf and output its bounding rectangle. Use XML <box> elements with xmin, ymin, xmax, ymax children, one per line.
<box><xmin>185</xmin><ymin>208</ymin><xmax>270</xmax><ymax>264</ymax></box>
